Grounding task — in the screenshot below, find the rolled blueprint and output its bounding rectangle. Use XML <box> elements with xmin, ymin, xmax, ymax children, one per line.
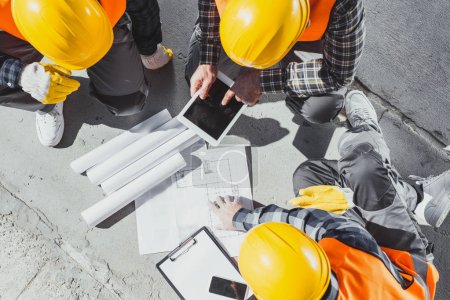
<box><xmin>86</xmin><ymin>118</ymin><xmax>186</xmax><ymax>185</ymax></box>
<box><xmin>101</xmin><ymin>130</ymin><xmax>201</xmax><ymax>194</ymax></box>
<box><xmin>70</xmin><ymin>110</ymin><xmax>171</xmax><ymax>174</ymax></box>
<box><xmin>81</xmin><ymin>153</ymin><xmax>186</xmax><ymax>228</ymax></box>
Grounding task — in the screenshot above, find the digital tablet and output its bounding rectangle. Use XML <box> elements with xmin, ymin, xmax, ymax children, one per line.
<box><xmin>177</xmin><ymin>72</ymin><xmax>247</xmax><ymax>146</ymax></box>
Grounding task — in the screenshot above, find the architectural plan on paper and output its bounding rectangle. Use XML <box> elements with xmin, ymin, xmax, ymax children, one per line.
<box><xmin>135</xmin><ymin>143</ymin><xmax>253</xmax><ymax>256</ymax></box>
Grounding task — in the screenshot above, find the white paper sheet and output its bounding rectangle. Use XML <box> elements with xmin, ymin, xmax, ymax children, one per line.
<box><xmin>135</xmin><ymin>145</ymin><xmax>253</xmax><ymax>256</ymax></box>
<box><xmin>101</xmin><ymin>129</ymin><xmax>201</xmax><ymax>195</ymax></box>
<box><xmin>81</xmin><ymin>153</ymin><xmax>186</xmax><ymax>228</ymax></box>
<box><xmin>158</xmin><ymin>229</ymin><xmax>247</xmax><ymax>300</ymax></box>
<box><xmin>86</xmin><ymin>118</ymin><xmax>186</xmax><ymax>185</ymax></box>
<box><xmin>70</xmin><ymin>110</ymin><xmax>171</xmax><ymax>174</ymax></box>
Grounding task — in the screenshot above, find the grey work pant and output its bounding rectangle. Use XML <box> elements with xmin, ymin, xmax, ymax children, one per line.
<box><xmin>292</xmin><ymin>124</ymin><xmax>430</xmax><ymax>258</ymax></box>
<box><xmin>0</xmin><ymin>17</ymin><xmax>148</xmax><ymax>116</ymax></box>
<box><xmin>185</xmin><ymin>25</ymin><xmax>344</xmax><ymax>124</ymax></box>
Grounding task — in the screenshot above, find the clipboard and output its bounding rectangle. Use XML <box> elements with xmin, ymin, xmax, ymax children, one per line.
<box><xmin>157</xmin><ymin>227</ymin><xmax>248</xmax><ymax>300</ymax></box>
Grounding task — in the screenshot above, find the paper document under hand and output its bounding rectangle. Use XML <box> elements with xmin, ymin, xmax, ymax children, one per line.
<box><xmin>135</xmin><ymin>144</ymin><xmax>253</xmax><ymax>256</ymax></box>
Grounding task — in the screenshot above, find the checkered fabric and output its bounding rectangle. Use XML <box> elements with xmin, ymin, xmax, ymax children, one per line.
<box><xmin>126</xmin><ymin>0</ymin><xmax>163</xmax><ymax>55</ymax></box>
<box><xmin>233</xmin><ymin>205</ymin><xmax>409</xmax><ymax>298</ymax></box>
<box><xmin>198</xmin><ymin>0</ymin><xmax>221</xmax><ymax>65</ymax></box>
<box><xmin>0</xmin><ymin>56</ymin><xmax>23</xmax><ymax>88</ymax></box>
<box><xmin>198</xmin><ymin>0</ymin><xmax>366</xmax><ymax>97</ymax></box>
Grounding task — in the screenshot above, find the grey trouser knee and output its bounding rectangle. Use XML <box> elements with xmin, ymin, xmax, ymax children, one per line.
<box><xmin>286</xmin><ymin>92</ymin><xmax>345</xmax><ymax>124</ymax></box>
<box><xmin>0</xmin><ymin>31</ymin><xmax>53</xmax><ymax>112</ymax></box>
<box><xmin>87</xmin><ymin>17</ymin><xmax>148</xmax><ymax>116</ymax></box>
<box><xmin>293</xmin><ymin>124</ymin><xmax>429</xmax><ymax>257</ymax></box>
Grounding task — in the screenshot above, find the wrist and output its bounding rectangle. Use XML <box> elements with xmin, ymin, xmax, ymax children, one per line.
<box><xmin>336</xmin><ymin>187</ymin><xmax>355</xmax><ymax>208</ymax></box>
<box><xmin>0</xmin><ymin>58</ymin><xmax>24</xmax><ymax>89</ymax></box>
<box><xmin>232</xmin><ymin>208</ymin><xmax>251</xmax><ymax>231</ymax></box>
<box><xmin>260</xmin><ymin>68</ymin><xmax>285</xmax><ymax>93</ymax></box>
<box><xmin>200</xmin><ymin>43</ymin><xmax>221</xmax><ymax>65</ymax></box>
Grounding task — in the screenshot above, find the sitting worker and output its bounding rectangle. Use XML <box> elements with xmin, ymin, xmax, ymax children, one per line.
<box><xmin>211</xmin><ymin>90</ymin><xmax>448</xmax><ymax>299</ymax></box>
<box><xmin>186</xmin><ymin>0</ymin><xmax>365</xmax><ymax>124</ymax></box>
<box><xmin>0</xmin><ymin>0</ymin><xmax>172</xmax><ymax>147</ymax></box>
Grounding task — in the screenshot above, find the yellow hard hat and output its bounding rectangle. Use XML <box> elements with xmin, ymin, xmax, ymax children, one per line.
<box><xmin>220</xmin><ymin>0</ymin><xmax>310</xmax><ymax>69</ymax></box>
<box><xmin>12</xmin><ymin>0</ymin><xmax>113</xmax><ymax>70</ymax></box>
<box><xmin>238</xmin><ymin>223</ymin><xmax>330</xmax><ymax>300</ymax></box>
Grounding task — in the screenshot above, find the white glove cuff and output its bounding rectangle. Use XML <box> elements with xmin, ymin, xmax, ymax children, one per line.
<box><xmin>338</xmin><ymin>187</ymin><xmax>355</xmax><ymax>208</ymax></box>
<box><xmin>19</xmin><ymin>63</ymin><xmax>50</xmax><ymax>102</ymax></box>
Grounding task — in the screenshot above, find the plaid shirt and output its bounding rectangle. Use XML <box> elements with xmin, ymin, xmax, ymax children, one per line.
<box><xmin>126</xmin><ymin>0</ymin><xmax>163</xmax><ymax>55</ymax></box>
<box><xmin>0</xmin><ymin>54</ymin><xmax>22</xmax><ymax>88</ymax></box>
<box><xmin>233</xmin><ymin>205</ymin><xmax>409</xmax><ymax>299</ymax></box>
<box><xmin>198</xmin><ymin>0</ymin><xmax>366</xmax><ymax>97</ymax></box>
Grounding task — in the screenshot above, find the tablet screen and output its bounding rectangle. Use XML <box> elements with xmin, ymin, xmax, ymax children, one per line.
<box><xmin>183</xmin><ymin>80</ymin><xmax>244</xmax><ymax>140</ymax></box>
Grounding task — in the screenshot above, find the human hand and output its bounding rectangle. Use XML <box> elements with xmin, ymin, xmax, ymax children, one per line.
<box><xmin>289</xmin><ymin>185</ymin><xmax>354</xmax><ymax>214</ymax></box>
<box><xmin>209</xmin><ymin>195</ymin><xmax>244</xmax><ymax>231</ymax></box>
<box><xmin>222</xmin><ymin>70</ymin><xmax>262</xmax><ymax>106</ymax></box>
<box><xmin>19</xmin><ymin>62</ymin><xmax>80</xmax><ymax>104</ymax></box>
<box><xmin>190</xmin><ymin>64</ymin><xmax>218</xmax><ymax>99</ymax></box>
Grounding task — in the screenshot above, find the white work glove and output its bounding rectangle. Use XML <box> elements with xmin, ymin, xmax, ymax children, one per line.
<box><xmin>19</xmin><ymin>62</ymin><xmax>80</xmax><ymax>104</ymax></box>
<box><xmin>140</xmin><ymin>44</ymin><xmax>173</xmax><ymax>70</ymax></box>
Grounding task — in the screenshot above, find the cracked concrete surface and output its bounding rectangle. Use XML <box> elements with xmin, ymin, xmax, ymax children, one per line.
<box><xmin>1</xmin><ymin>0</ymin><xmax>450</xmax><ymax>299</ymax></box>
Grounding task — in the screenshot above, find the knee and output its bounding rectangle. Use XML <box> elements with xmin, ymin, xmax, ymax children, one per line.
<box><xmin>292</xmin><ymin>161</ymin><xmax>322</xmax><ymax>194</ymax></box>
<box><xmin>99</xmin><ymin>91</ymin><xmax>147</xmax><ymax>117</ymax></box>
<box><xmin>340</xmin><ymin>145</ymin><xmax>391</xmax><ymax>192</ymax></box>
<box><xmin>301</xmin><ymin>93</ymin><xmax>344</xmax><ymax>124</ymax></box>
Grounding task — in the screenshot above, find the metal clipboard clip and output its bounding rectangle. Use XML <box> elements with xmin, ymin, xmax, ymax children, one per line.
<box><xmin>168</xmin><ymin>237</ymin><xmax>198</xmax><ymax>262</ymax></box>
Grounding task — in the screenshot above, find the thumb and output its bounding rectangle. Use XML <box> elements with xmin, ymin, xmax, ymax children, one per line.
<box><xmin>199</xmin><ymin>78</ymin><xmax>214</xmax><ymax>100</ymax></box>
<box><xmin>41</xmin><ymin>63</ymin><xmax>72</xmax><ymax>77</ymax></box>
<box><xmin>289</xmin><ymin>195</ymin><xmax>315</xmax><ymax>207</ymax></box>
<box><xmin>190</xmin><ymin>76</ymin><xmax>202</xmax><ymax>97</ymax></box>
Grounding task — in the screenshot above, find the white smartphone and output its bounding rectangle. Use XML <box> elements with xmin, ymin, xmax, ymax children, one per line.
<box><xmin>177</xmin><ymin>71</ymin><xmax>247</xmax><ymax>146</ymax></box>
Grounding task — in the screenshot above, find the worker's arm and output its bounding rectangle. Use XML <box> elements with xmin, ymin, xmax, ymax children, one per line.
<box><xmin>260</xmin><ymin>0</ymin><xmax>366</xmax><ymax>97</ymax></box>
<box><xmin>189</xmin><ymin>0</ymin><xmax>221</xmax><ymax>99</ymax></box>
<box><xmin>126</xmin><ymin>0</ymin><xmax>163</xmax><ymax>56</ymax></box>
<box><xmin>0</xmin><ymin>53</ymin><xmax>23</xmax><ymax>88</ymax></box>
<box><xmin>198</xmin><ymin>0</ymin><xmax>221</xmax><ymax>65</ymax></box>
<box><xmin>233</xmin><ymin>204</ymin><xmax>368</xmax><ymax>243</ymax></box>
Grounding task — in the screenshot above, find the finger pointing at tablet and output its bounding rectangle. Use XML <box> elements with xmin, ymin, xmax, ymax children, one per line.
<box><xmin>221</xmin><ymin>70</ymin><xmax>262</xmax><ymax>106</ymax></box>
<box><xmin>190</xmin><ymin>65</ymin><xmax>218</xmax><ymax>100</ymax></box>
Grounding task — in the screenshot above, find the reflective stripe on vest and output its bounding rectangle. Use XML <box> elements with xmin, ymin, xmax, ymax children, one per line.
<box><xmin>0</xmin><ymin>0</ymin><xmax>126</xmax><ymax>41</ymax></box>
<box><xmin>215</xmin><ymin>0</ymin><xmax>336</xmax><ymax>42</ymax></box>
<box><xmin>319</xmin><ymin>238</ymin><xmax>439</xmax><ymax>300</ymax></box>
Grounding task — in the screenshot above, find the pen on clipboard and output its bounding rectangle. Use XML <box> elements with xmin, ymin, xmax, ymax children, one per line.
<box><xmin>169</xmin><ymin>237</ymin><xmax>197</xmax><ymax>262</ymax></box>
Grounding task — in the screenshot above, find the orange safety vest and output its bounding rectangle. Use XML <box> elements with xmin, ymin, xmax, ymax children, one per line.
<box><xmin>0</xmin><ymin>0</ymin><xmax>126</xmax><ymax>41</ymax></box>
<box><xmin>319</xmin><ymin>238</ymin><xmax>439</xmax><ymax>299</ymax></box>
<box><xmin>215</xmin><ymin>0</ymin><xmax>336</xmax><ymax>42</ymax></box>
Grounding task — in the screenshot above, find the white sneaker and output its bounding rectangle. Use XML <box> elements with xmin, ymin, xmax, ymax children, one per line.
<box><xmin>344</xmin><ymin>90</ymin><xmax>381</xmax><ymax>132</ymax></box>
<box><xmin>140</xmin><ymin>44</ymin><xmax>173</xmax><ymax>70</ymax></box>
<box><xmin>410</xmin><ymin>170</ymin><xmax>450</xmax><ymax>228</ymax></box>
<box><xmin>35</xmin><ymin>102</ymin><xmax>64</xmax><ymax>147</ymax></box>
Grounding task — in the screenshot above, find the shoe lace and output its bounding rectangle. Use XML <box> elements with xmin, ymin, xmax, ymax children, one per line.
<box><xmin>353</xmin><ymin>107</ymin><xmax>373</xmax><ymax>118</ymax></box>
<box><xmin>408</xmin><ymin>175</ymin><xmax>434</xmax><ymax>185</ymax></box>
<box><xmin>38</xmin><ymin>108</ymin><xmax>60</xmax><ymax>125</ymax></box>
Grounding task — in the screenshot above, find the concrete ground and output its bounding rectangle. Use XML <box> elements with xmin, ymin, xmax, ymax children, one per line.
<box><xmin>1</xmin><ymin>0</ymin><xmax>449</xmax><ymax>299</ymax></box>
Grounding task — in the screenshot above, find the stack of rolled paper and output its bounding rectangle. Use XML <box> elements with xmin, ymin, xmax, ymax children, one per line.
<box><xmin>71</xmin><ymin>110</ymin><xmax>201</xmax><ymax>228</ymax></box>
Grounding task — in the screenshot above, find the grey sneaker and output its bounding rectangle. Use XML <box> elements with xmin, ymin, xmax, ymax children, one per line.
<box><xmin>36</xmin><ymin>102</ymin><xmax>64</xmax><ymax>147</ymax></box>
<box><xmin>344</xmin><ymin>90</ymin><xmax>381</xmax><ymax>132</ymax></box>
<box><xmin>410</xmin><ymin>170</ymin><xmax>450</xmax><ymax>227</ymax></box>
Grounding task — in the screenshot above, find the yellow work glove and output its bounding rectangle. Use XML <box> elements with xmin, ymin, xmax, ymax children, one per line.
<box><xmin>289</xmin><ymin>185</ymin><xmax>354</xmax><ymax>214</ymax></box>
<box><xmin>19</xmin><ymin>62</ymin><xmax>80</xmax><ymax>104</ymax></box>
